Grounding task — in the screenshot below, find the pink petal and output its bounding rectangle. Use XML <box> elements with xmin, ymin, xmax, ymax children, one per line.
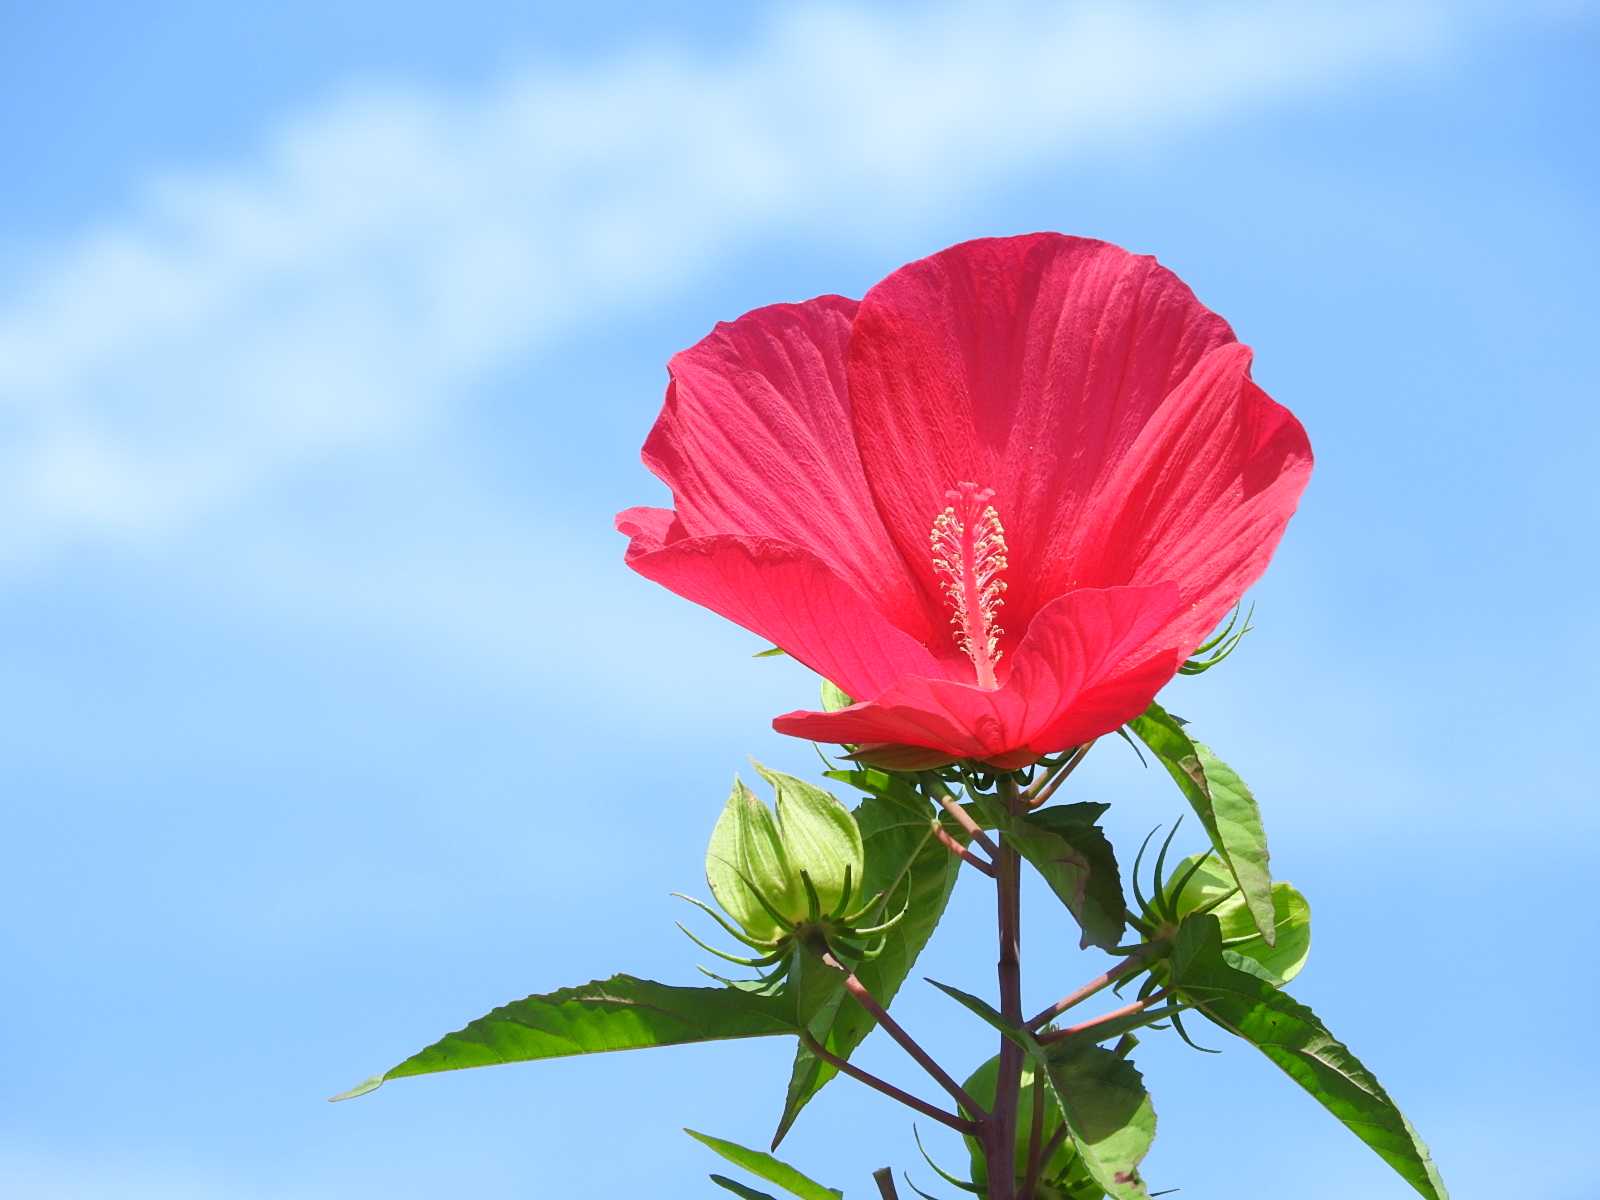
<box><xmin>774</xmin><ymin>584</ymin><xmax>1182</xmax><ymax>765</ymax></box>
<box><xmin>1067</xmin><ymin>342</ymin><xmax>1313</xmax><ymax>652</ymax></box>
<box><xmin>620</xmin><ymin>529</ymin><xmax>942</xmax><ymax>703</ymax></box>
<box><xmin>846</xmin><ymin>234</ymin><xmax>1242</xmax><ymax>647</ymax></box>
<box><xmin>641</xmin><ymin>295</ymin><xmax>933</xmax><ymax>642</ymax></box>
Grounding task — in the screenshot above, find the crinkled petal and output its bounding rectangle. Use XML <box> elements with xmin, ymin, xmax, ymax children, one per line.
<box><xmin>846</xmin><ymin>234</ymin><xmax>1239</xmax><ymax>643</ymax></box>
<box><xmin>774</xmin><ymin>584</ymin><xmax>1182</xmax><ymax>765</ymax></box>
<box><xmin>640</xmin><ymin>295</ymin><xmax>932</xmax><ymax>641</ymax></box>
<box><xmin>1067</xmin><ymin>341</ymin><xmax>1312</xmax><ymax>651</ymax></box>
<box><xmin>619</xmin><ymin>526</ymin><xmax>942</xmax><ymax>703</ymax></box>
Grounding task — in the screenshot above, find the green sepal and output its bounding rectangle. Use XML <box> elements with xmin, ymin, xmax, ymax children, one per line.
<box><xmin>1170</xmin><ymin>915</ymin><xmax>1449</xmax><ymax>1199</ymax></box>
<box><xmin>772</xmin><ymin>783</ymin><xmax>960</xmax><ymax>1145</ymax></box>
<box><xmin>758</xmin><ymin>764</ymin><xmax>865</xmax><ymax>921</ymax></box>
<box><xmin>1128</xmin><ymin>704</ymin><xmax>1276</xmax><ymax>945</ymax></box>
<box><xmin>331</xmin><ymin>974</ymin><xmax>797</xmax><ymax>1100</ymax></box>
<box><xmin>686</xmin><ymin>1128</ymin><xmax>842</xmax><ymax>1199</ymax></box>
<box><xmin>820</xmin><ymin>679</ymin><xmax>853</xmax><ymax>711</ymax></box>
<box><xmin>708</xmin><ymin>778</ymin><xmax>801</xmax><ymax>943</ymax></box>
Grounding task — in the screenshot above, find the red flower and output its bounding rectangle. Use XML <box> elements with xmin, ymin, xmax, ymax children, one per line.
<box><xmin>618</xmin><ymin>235</ymin><xmax>1312</xmax><ymax>769</ymax></box>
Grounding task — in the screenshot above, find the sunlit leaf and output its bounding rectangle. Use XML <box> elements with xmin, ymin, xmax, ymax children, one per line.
<box><xmin>999</xmin><ymin>802</ymin><xmax>1124</xmax><ymax>950</ymax></box>
<box><xmin>1129</xmin><ymin>704</ymin><xmax>1275</xmax><ymax>944</ymax></box>
<box><xmin>331</xmin><ymin>975</ymin><xmax>796</xmax><ymax>1100</ymax></box>
<box><xmin>1171</xmin><ymin>915</ymin><xmax>1449</xmax><ymax>1199</ymax></box>
<box><xmin>686</xmin><ymin>1129</ymin><xmax>842</xmax><ymax>1199</ymax></box>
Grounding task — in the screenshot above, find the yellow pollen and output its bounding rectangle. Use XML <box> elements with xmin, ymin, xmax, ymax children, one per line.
<box><xmin>930</xmin><ymin>482</ymin><xmax>1008</xmax><ymax>690</ymax></box>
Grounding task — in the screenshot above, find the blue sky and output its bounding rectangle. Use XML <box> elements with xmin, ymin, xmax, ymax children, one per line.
<box><xmin>2</xmin><ymin>2</ymin><xmax>1596</xmax><ymax>1196</ymax></box>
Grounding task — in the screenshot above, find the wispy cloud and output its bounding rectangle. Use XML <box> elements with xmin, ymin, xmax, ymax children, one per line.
<box><xmin>0</xmin><ymin>0</ymin><xmax>1546</xmax><ymax>569</ymax></box>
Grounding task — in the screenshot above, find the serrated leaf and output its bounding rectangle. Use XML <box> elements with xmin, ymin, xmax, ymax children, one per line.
<box><xmin>687</xmin><ymin>1129</ymin><xmax>842</xmax><ymax>1199</ymax></box>
<box><xmin>772</xmin><ymin>785</ymin><xmax>961</xmax><ymax>1145</ymax></box>
<box><xmin>1129</xmin><ymin>704</ymin><xmax>1275</xmax><ymax>944</ymax></box>
<box><xmin>925</xmin><ymin>981</ymin><xmax>1154</xmax><ymax>1199</ymax></box>
<box><xmin>1001</xmin><ymin>802</ymin><xmax>1124</xmax><ymax>950</ymax></box>
<box><xmin>1037</xmin><ymin>1043</ymin><xmax>1157</xmax><ymax>1200</ymax></box>
<box><xmin>1171</xmin><ymin>915</ymin><xmax>1449</xmax><ymax>1199</ymax></box>
<box><xmin>334</xmin><ymin>975</ymin><xmax>797</xmax><ymax>1098</ymax></box>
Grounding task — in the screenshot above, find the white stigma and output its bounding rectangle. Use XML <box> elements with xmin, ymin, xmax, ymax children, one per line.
<box><xmin>930</xmin><ymin>482</ymin><xmax>1008</xmax><ymax>690</ymax></box>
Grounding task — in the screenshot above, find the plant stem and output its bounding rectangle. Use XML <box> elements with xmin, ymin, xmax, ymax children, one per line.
<box><xmin>802</xmin><ymin>1033</ymin><xmax>977</xmax><ymax>1135</ymax></box>
<box><xmin>817</xmin><ymin>948</ymin><xmax>985</xmax><ymax>1118</ymax></box>
<box><xmin>1036</xmin><ymin>989</ymin><xmax>1172</xmax><ymax>1046</ymax></box>
<box><xmin>1026</xmin><ymin>946</ymin><xmax>1157</xmax><ymax>1031</ymax></box>
<box><xmin>931</xmin><ymin>823</ymin><xmax>997</xmax><ymax>876</ymax></box>
<box><xmin>873</xmin><ymin>1167</ymin><xmax>901</xmax><ymax>1200</ymax></box>
<box><xmin>988</xmin><ymin>775</ymin><xmax>1025</xmax><ymax>1200</ymax></box>
<box><xmin>1023</xmin><ymin>740</ymin><xmax>1093</xmax><ymax>808</ymax></box>
<box><xmin>1020</xmin><ymin>1070</ymin><xmax>1046</xmax><ymax>1199</ymax></box>
<box><xmin>935</xmin><ymin>790</ymin><xmax>1000</xmax><ymax>857</ymax></box>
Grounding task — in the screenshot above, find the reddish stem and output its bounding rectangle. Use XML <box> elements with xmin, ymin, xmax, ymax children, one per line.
<box><xmin>818</xmin><ymin>948</ymin><xmax>985</xmax><ymax>1118</ymax></box>
<box><xmin>1036</xmin><ymin>989</ymin><xmax>1172</xmax><ymax>1046</ymax></box>
<box><xmin>1026</xmin><ymin>947</ymin><xmax>1156</xmax><ymax>1031</ymax></box>
<box><xmin>932</xmin><ymin>823</ymin><xmax>996</xmax><ymax>876</ymax></box>
<box><xmin>873</xmin><ymin>1167</ymin><xmax>901</xmax><ymax>1200</ymax></box>
<box><xmin>988</xmin><ymin>776</ymin><xmax>1025</xmax><ymax>1200</ymax></box>
<box><xmin>936</xmin><ymin>791</ymin><xmax>999</xmax><ymax>857</ymax></box>
<box><xmin>802</xmin><ymin>1033</ymin><xmax>976</xmax><ymax>1135</ymax></box>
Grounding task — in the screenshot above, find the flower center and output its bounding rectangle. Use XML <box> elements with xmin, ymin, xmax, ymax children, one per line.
<box><xmin>930</xmin><ymin>482</ymin><xmax>1008</xmax><ymax>689</ymax></box>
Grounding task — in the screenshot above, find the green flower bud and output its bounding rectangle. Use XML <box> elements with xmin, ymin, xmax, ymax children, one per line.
<box><xmin>703</xmin><ymin>766</ymin><xmax>866</xmax><ymax>945</ymax></box>
<box><xmin>1158</xmin><ymin>853</ymin><xmax>1311</xmax><ymax>986</ymax></box>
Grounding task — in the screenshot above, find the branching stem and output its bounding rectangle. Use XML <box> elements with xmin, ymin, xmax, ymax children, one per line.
<box><xmin>931</xmin><ymin>822</ymin><xmax>997</xmax><ymax>876</ymax></box>
<box><xmin>1022</xmin><ymin>741</ymin><xmax>1094</xmax><ymax>808</ymax></box>
<box><xmin>817</xmin><ymin>948</ymin><xmax>985</xmax><ymax>1119</ymax></box>
<box><xmin>1036</xmin><ymin>989</ymin><xmax>1173</xmax><ymax>1046</ymax></box>
<box><xmin>1026</xmin><ymin>946</ymin><xmax>1158</xmax><ymax>1031</ymax></box>
<box><xmin>802</xmin><ymin>1033</ymin><xmax>977</xmax><ymax>1135</ymax></box>
<box><xmin>935</xmin><ymin>790</ymin><xmax>999</xmax><ymax>857</ymax></box>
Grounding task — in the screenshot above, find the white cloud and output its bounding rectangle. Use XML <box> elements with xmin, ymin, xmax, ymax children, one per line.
<box><xmin>3</xmin><ymin>0</ymin><xmax>1561</xmax><ymax>569</ymax></box>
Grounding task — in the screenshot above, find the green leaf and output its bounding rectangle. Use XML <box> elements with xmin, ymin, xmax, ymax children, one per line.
<box><xmin>960</xmin><ymin>1055</ymin><xmax>1074</xmax><ymax>1186</ymax></box>
<box><xmin>1171</xmin><ymin>915</ymin><xmax>1449</xmax><ymax>1199</ymax></box>
<box><xmin>1129</xmin><ymin>704</ymin><xmax>1275</xmax><ymax>944</ymax></box>
<box><xmin>758</xmin><ymin>765</ymin><xmax>864</xmax><ymax>919</ymax></box>
<box><xmin>820</xmin><ymin>679</ymin><xmax>853</xmax><ymax>712</ymax></box>
<box><xmin>331</xmin><ymin>975</ymin><xmax>797</xmax><ymax>1099</ymax></box>
<box><xmin>711</xmin><ymin>1175</ymin><xmax>781</xmax><ymax>1199</ymax></box>
<box><xmin>772</xmin><ymin>785</ymin><xmax>961</xmax><ymax>1144</ymax></box>
<box><xmin>1000</xmin><ymin>802</ymin><xmax>1125</xmax><ymax>950</ymax></box>
<box><xmin>1036</xmin><ymin>1043</ymin><xmax>1157</xmax><ymax>1200</ymax></box>
<box><xmin>686</xmin><ymin>1129</ymin><xmax>842</xmax><ymax>1200</ymax></box>
<box><xmin>923</xmin><ymin>981</ymin><xmax>1155</xmax><ymax>1199</ymax></box>
<box><xmin>1160</xmin><ymin>853</ymin><xmax>1310</xmax><ymax>985</ymax></box>
<box><xmin>754</xmin><ymin>646</ymin><xmax>788</xmax><ymax>659</ymax></box>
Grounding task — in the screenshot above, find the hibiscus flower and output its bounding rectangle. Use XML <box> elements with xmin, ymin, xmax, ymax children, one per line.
<box><xmin>617</xmin><ymin>234</ymin><xmax>1311</xmax><ymax>769</ymax></box>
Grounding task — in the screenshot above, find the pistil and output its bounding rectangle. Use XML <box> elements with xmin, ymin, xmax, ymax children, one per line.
<box><xmin>930</xmin><ymin>482</ymin><xmax>1008</xmax><ymax>689</ymax></box>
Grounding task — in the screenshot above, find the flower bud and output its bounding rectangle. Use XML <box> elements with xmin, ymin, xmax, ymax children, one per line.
<box><xmin>703</xmin><ymin>766</ymin><xmax>866</xmax><ymax>944</ymax></box>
